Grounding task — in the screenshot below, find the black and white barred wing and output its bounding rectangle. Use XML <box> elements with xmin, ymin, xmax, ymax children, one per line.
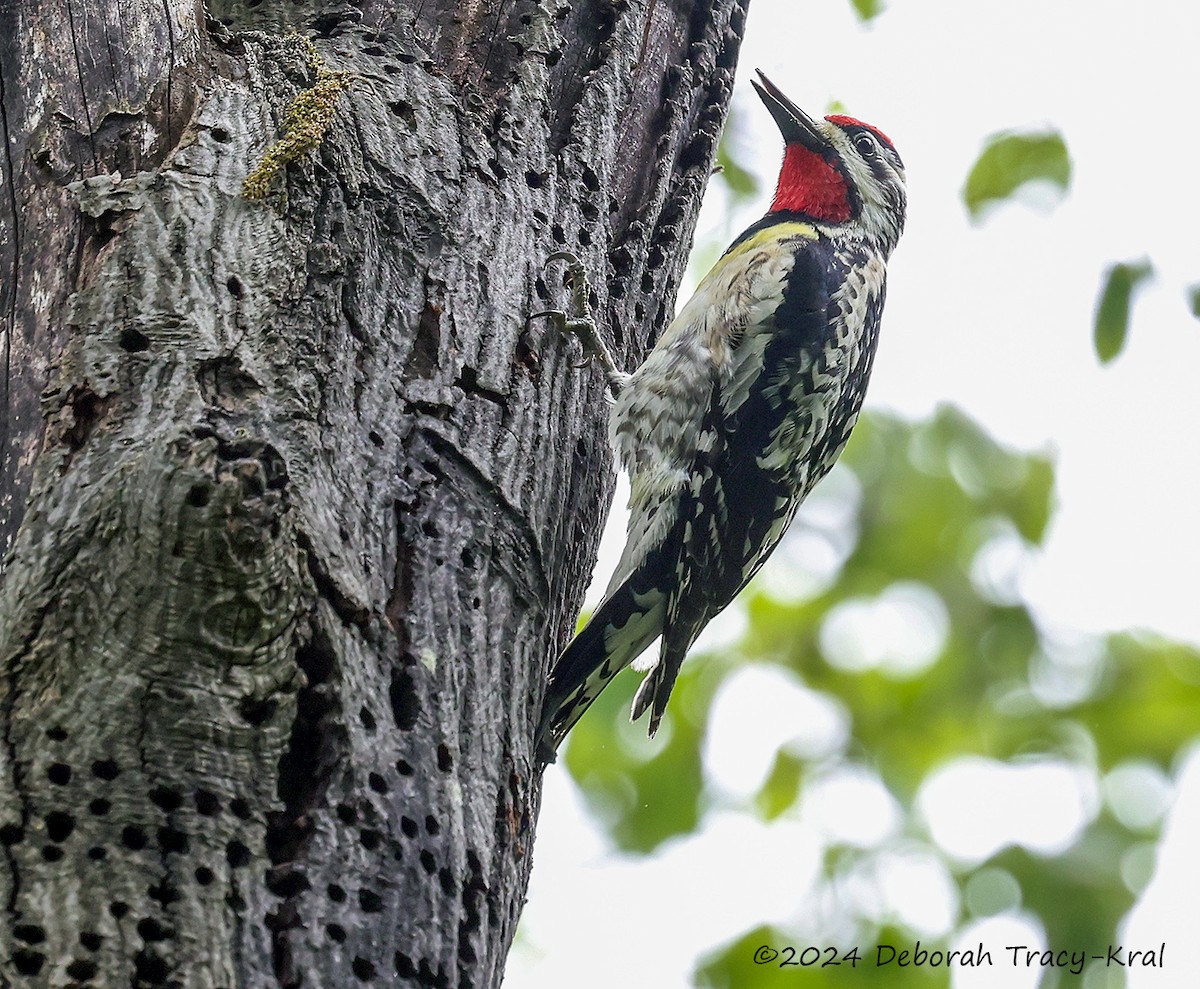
<box><xmin>539</xmin><ymin>225</ymin><xmax>830</xmax><ymax>746</ymax></box>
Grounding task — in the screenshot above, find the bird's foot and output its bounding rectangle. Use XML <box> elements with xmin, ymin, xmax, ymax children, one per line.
<box><xmin>530</xmin><ymin>251</ymin><xmax>628</xmax><ymax>397</ymax></box>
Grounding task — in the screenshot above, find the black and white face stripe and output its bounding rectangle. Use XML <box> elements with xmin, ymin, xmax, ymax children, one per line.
<box><xmin>820</xmin><ymin>119</ymin><xmax>907</xmax><ymax>255</ymax></box>
<box><xmin>839</xmin><ymin>123</ymin><xmax>905</xmax><ymax>173</ymax></box>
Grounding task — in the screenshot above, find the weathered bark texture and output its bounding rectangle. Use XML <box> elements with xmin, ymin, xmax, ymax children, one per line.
<box><xmin>0</xmin><ymin>1</ymin><xmax>747</xmax><ymax>986</ymax></box>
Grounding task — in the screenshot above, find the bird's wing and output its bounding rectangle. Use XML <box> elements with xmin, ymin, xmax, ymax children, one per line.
<box><xmin>539</xmin><ymin>227</ymin><xmax>822</xmax><ymax>745</ymax></box>
<box><xmin>605</xmin><ymin>220</ymin><xmax>825</xmax><ymax>596</ymax></box>
<box><xmin>628</xmin><ymin>233</ymin><xmax>849</xmax><ymax>730</ymax></box>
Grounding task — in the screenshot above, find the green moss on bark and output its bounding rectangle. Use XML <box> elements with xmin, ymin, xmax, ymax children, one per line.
<box><xmin>243</xmin><ymin>37</ymin><xmax>352</xmax><ymax>200</ymax></box>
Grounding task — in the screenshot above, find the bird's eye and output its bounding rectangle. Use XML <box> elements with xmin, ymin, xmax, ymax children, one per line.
<box><xmin>853</xmin><ymin>133</ymin><xmax>877</xmax><ymax>157</ymax></box>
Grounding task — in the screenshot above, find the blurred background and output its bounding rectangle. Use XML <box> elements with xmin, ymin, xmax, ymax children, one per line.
<box><xmin>510</xmin><ymin>1</ymin><xmax>1200</xmax><ymax>986</ymax></box>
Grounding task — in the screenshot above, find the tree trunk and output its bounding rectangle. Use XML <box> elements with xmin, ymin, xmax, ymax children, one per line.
<box><xmin>0</xmin><ymin>1</ymin><xmax>747</xmax><ymax>986</ymax></box>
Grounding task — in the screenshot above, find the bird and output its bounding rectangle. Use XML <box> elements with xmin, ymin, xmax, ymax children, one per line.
<box><xmin>535</xmin><ymin>70</ymin><xmax>907</xmax><ymax>758</ymax></box>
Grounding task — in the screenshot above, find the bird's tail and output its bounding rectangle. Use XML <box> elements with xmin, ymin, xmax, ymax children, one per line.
<box><xmin>629</xmin><ymin>610</ymin><xmax>704</xmax><ymax>738</ymax></box>
<box><xmin>536</xmin><ymin>579</ymin><xmax>666</xmax><ymax>759</ymax></box>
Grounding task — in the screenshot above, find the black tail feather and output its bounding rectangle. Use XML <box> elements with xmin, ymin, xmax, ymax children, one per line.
<box><xmin>535</xmin><ymin>579</ymin><xmax>665</xmax><ymax>758</ymax></box>
<box><xmin>629</xmin><ymin>615</ymin><xmax>698</xmax><ymax>737</ymax></box>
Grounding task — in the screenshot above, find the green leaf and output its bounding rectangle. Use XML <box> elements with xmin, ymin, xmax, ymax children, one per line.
<box><xmin>754</xmin><ymin>749</ymin><xmax>805</xmax><ymax>821</ymax></box>
<box><xmin>1093</xmin><ymin>259</ymin><xmax>1153</xmax><ymax>364</ymax></box>
<box><xmin>1188</xmin><ymin>283</ymin><xmax>1200</xmax><ymax>319</ymax></box>
<box><xmin>962</xmin><ymin>131</ymin><xmax>1071</xmax><ymax>219</ymax></box>
<box><xmin>713</xmin><ymin>102</ymin><xmax>759</xmax><ymax>204</ymax></box>
<box><xmin>715</xmin><ymin>138</ymin><xmax>759</xmax><ymax>203</ymax></box>
<box><xmin>1075</xmin><ymin>634</ymin><xmax>1200</xmax><ymax>769</ymax></box>
<box><xmin>849</xmin><ymin>0</ymin><xmax>885</xmax><ymax>23</ymax></box>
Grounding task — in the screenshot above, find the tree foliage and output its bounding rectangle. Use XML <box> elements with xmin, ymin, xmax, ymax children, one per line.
<box><xmin>1093</xmin><ymin>260</ymin><xmax>1154</xmax><ymax>365</ymax></box>
<box><xmin>559</xmin><ymin>406</ymin><xmax>1199</xmax><ymax>987</ymax></box>
<box><xmin>962</xmin><ymin>131</ymin><xmax>1071</xmax><ymax>221</ymax></box>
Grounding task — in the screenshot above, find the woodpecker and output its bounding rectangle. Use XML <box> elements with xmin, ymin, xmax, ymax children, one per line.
<box><xmin>536</xmin><ymin>71</ymin><xmax>906</xmax><ymax>757</ymax></box>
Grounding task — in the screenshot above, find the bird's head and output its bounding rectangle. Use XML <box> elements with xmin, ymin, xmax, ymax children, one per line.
<box><xmin>751</xmin><ymin>70</ymin><xmax>906</xmax><ymax>255</ymax></box>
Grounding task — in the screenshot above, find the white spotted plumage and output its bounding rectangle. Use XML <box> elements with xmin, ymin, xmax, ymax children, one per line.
<box><xmin>607</xmin><ymin>227</ymin><xmax>805</xmax><ymax>594</ymax></box>
<box><xmin>536</xmin><ymin>73</ymin><xmax>906</xmax><ymax>758</ymax></box>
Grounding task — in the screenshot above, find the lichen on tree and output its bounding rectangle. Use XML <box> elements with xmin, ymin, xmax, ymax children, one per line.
<box><xmin>242</xmin><ymin>36</ymin><xmax>353</xmax><ymax>200</ymax></box>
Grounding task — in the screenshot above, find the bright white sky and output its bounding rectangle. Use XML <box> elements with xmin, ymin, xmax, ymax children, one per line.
<box><xmin>511</xmin><ymin>2</ymin><xmax>1200</xmax><ymax>986</ymax></box>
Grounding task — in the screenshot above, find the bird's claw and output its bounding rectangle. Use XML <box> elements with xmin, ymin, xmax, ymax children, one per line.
<box><xmin>544</xmin><ymin>250</ymin><xmax>583</xmax><ymax>269</ymax></box>
<box><xmin>543</xmin><ymin>251</ymin><xmax>591</xmax><ymax>318</ymax></box>
<box><xmin>527</xmin><ymin>308</ymin><xmax>565</xmax><ymax>328</ymax></box>
<box><xmin>533</xmin><ymin>252</ymin><xmax>627</xmax><ymax>397</ymax></box>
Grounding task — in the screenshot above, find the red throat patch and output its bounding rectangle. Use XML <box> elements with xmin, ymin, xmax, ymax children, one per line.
<box><xmin>770</xmin><ymin>144</ymin><xmax>851</xmax><ymax>222</ymax></box>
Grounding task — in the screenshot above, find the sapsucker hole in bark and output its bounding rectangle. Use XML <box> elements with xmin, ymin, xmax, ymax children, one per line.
<box><xmin>13</xmin><ymin>923</ymin><xmax>46</xmax><ymax>944</ymax></box>
<box><xmin>389</xmin><ymin>669</ymin><xmax>420</xmax><ymax>730</ymax></box>
<box><xmin>119</xmin><ymin>327</ymin><xmax>150</xmax><ymax>352</ymax></box>
<box><xmin>194</xmin><ymin>789</ymin><xmax>220</xmax><ymax>815</ymax></box>
<box><xmin>92</xmin><ymin>758</ymin><xmax>120</xmax><ymax>780</ymax></box>
<box><xmin>13</xmin><ymin>950</ymin><xmax>45</xmax><ymax>976</ymax></box>
<box><xmin>157</xmin><ymin>826</ymin><xmax>188</xmax><ymax>854</ymax></box>
<box><xmin>121</xmin><ymin>825</ymin><xmax>147</xmax><ymax>850</ymax></box>
<box><xmin>44</xmin><ymin>811</ymin><xmax>75</xmax><ymax>842</ymax></box>
<box><xmin>149</xmin><ymin>786</ymin><xmax>183</xmax><ymax>811</ymax></box>
<box><xmin>66</xmin><ymin>958</ymin><xmax>98</xmax><ymax>981</ymax></box>
<box><xmin>225</xmin><ymin>839</ymin><xmax>251</xmax><ymax>867</ymax></box>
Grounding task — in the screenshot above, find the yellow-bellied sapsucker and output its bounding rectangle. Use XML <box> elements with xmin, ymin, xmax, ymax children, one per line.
<box><xmin>536</xmin><ymin>71</ymin><xmax>907</xmax><ymax>756</ymax></box>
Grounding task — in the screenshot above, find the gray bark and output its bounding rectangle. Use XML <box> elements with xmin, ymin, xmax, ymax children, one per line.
<box><xmin>0</xmin><ymin>1</ymin><xmax>747</xmax><ymax>986</ymax></box>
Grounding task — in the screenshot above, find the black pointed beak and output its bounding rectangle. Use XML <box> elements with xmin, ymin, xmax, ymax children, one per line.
<box><xmin>751</xmin><ymin>70</ymin><xmax>829</xmax><ymax>153</ymax></box>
